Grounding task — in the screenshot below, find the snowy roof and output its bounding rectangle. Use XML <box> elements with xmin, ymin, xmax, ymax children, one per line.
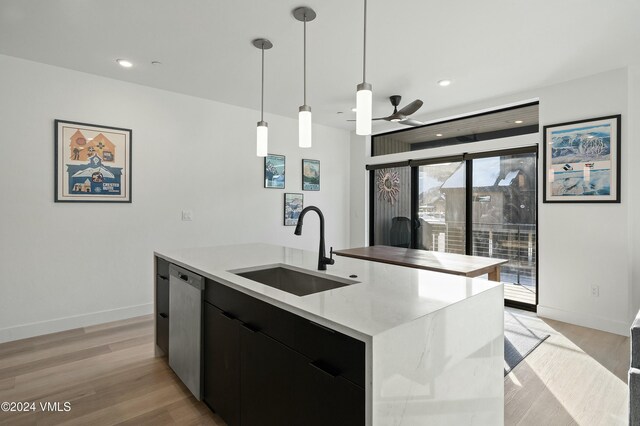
<box><xmin>498</xmin><ymin>170</ymin><xmax>520</xmax><ymax>186</ymax></box>
<box><xmin>441</xmin><ymin>157</ymin><xmax>501</xmax><ymax>189</ymax></box>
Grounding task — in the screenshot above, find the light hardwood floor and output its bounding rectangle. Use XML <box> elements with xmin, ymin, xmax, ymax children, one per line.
<box><xmin>0</xmin><ymin>311</ymin><xmax>630</xmax><ymax>425</ymax></box>
<box><xmin>504</xmin><ymin>308</ymin><xmax>630</xmax><ymax>426</ymax></box>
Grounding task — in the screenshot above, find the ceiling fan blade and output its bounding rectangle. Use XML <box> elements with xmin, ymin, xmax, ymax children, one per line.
<box><xmin>348</xmin><ymin>117</ymin><xmax>390</xmax><ymax>122</ymax></box>
<box><xmin>347</xmin><ymin>117</ymin><xmax>389</xmax><ymax>122</ymax></box>
<box><xmin>399</xmin><ymin>118</ymin><xmax>425</xmax><ymax>127</ymax></box>
<box><xmin>397</xmin><ymin>99</ymin><xmax>423</xmax><ymax>116</ymax></box>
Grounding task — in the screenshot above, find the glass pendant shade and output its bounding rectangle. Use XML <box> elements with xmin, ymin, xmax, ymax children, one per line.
<box><xmin>256</xmin><ymin>121</ymin><xmax>268</xmax><ymax>157</ymax></box>
<box><xmin>299</xmin><ymin>106</ymin><xmax>312</xmax><ymax>148</ymax></box>
<box><xmin>356</xmin><ymin>82</ymin><xmax>372</xmax><ymax>135</ymax></box>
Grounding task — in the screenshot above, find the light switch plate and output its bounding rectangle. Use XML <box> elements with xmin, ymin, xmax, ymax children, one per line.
<box><xmin>182</xmin><ymin>210</ymin><xmax>193</xmax><ymax>221</ymax></box>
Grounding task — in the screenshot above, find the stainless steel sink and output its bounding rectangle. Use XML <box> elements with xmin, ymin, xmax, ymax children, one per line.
<box><xmin>231</xmin><ymin>265</ymin><xmax>359</xmax><ymax>296</ymax></box>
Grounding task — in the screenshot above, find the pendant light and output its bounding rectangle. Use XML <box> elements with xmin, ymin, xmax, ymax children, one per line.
<box><xmin>253</xmin><ymin>38</ymin><xmax>273</xmax><ymax>157</ymax></box>
<box><xmin>356</xmin><ymin>0</ymin><xmax>372</xmax><ymax>136</ymax></box>
<box><xmin>293</xmin><ymin>7</ymin><xmax>316</xmax><ymax>148</ymax></box>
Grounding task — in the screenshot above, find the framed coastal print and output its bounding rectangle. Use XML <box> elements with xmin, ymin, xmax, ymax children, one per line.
<box><xmin>543</xmin><ymin>115</ymin><xmax>621</xmax><ymax>203</ymax></box>
<box><xmin>55</xmin><ymin>120</ymin><xmax>132</xmax><ymax>203</ymax></box>
<box><xmin>302</xmin><ymin>159</ymin><xmax>320</xmax><ymax>191</ymax></box>
<box><xmin>264</xmin><ymin>154</ymin><xmax>285</xmax><ymax>189</ymax></box>
<box><xmin>284</xmin><ymin>193</ymin><xmax>303</xmax><ymax>226</ymax></box>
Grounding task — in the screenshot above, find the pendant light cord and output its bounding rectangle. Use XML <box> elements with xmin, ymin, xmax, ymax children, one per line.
<box><xmin>303</xmin><ymin>16</ymin><xmax>307</xmax><ymax>106</ymax></box>
<box><xmin>261</xmin><ymin>45</ymin><xmax>265</xmax><ymax>122</ymax></box>
<box><xmin>362</xmin><ymin>0</ymin><xmax>367</xmax><ymax>83</ymax></box>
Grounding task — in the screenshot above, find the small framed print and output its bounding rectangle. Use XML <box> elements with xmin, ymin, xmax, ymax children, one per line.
<box><xmin>302</xmin><ymin>159</ymin><xmax>320</xmax><ymax>191</ymax></box>
<box><xmin>543</xmin><ymin>115</ymin><xmax>621</xmax><ymax>203</ymax></box>
<box><xmin>55</xmin><ymin>120</ymin><xmax>132</xmax><ymax>202</ymax></box>
<box><xmin>265</xmin><ymin>154</ymin><xmax>285</xmax><ymax>189</ymax></box>
<box><xmin>284</xmin><ymin>193</ymin><xmax>303</xmax><ymax>226</ymax></box>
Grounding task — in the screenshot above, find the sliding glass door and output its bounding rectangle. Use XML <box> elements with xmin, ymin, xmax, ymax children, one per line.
<box><xmin>370</xmin><ymin>147</ymin><xmax>538</xmax><ymax>309</ymax></box>
<box><xmin>471</xmin><ymin>151</ymin><xmax>537</xmax><ymax>307</ymax></box>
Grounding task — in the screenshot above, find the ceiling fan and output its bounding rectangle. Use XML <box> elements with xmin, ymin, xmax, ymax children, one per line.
<box><xmin>350</xmin><ymin>95</ymin><xmax>425</xmax><ymax>127</ymax></box>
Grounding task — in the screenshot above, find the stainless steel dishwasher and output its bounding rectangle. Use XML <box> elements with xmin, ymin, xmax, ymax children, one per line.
<box><xmin>169</xmin><ymin>264</ymin><xmax>204</xmax><ymax>400</ymax></box>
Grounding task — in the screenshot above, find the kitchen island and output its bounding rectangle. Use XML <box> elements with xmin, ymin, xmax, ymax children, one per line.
<box><xmin>154</xmin><ymin>243</ymin><xmax>504</xmax><ymax>426</ymax></box>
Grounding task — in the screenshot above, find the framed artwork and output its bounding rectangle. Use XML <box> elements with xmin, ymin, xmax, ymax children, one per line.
<box><xmin>302</xmin><ymin>159</ymin><xmax>320</xmax><ymax>191</ymax></box>
<box><xmin>543</xmin><ymin>115</ymin><xmax>621</xmax><ymax>203</ymax></box>
<box><xmin>284</xmin><ymin>193</ymin><xmax>303</xmax><ymax>226</ymax></box>
<box><xmin>55</xmin><ymin>120</ymin><xmax>132</xmax><ymax>203</ymax></box>
<box><xmin>264</xmin><ymin>154</ymin><xmax>285</xmax><ymax>189</ymax></box>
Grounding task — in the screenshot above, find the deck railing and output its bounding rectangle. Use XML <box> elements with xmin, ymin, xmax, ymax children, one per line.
<box><xmin>417</xmin><ymin>220</ymin><xmax>536</xmax><ymax>288</ymax></box>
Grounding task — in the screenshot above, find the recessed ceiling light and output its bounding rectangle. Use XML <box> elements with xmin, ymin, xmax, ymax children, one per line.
<box><xmin>351</xmin><ymin>107</ymin><xmax>357</xmax><ymax>112</ymax></box>
<box><xmin>514</xmin><ymin>120</ymin><xmax>524</xmax><ymax>124</ymax></box>
<box><xmin>437</xmin><ymin>79</ymin><xmax>451</xmax><ymax>87</ymax></box>
<box><xmin>116</xmin><ymin>59</ymin><xmax>133</xmax><ymax>68</ymax></box>
<box><xmin>436</xmin><ymin>133</ymin><xmax>443</xmax><ymax>137</ymax></box>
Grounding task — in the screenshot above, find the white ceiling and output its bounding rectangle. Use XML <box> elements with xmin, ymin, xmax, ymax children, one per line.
<box><xmin>1</xmin><ymin>0</ymin><xmax>639</xmax><ymax>132</ymax></box>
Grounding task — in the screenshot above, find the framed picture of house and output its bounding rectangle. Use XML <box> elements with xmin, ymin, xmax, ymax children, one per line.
<box><xmin>264</xmin><ymin>154</ymin><xmax>285</xmax><ymax>189</ymax></box>
<box><xmin>302</xmin><ymin>159</ymin><xmax>320</xmax><ymax>191</ymax></box>
<box><xmin>284</xmin><ymin>193</ymin><xmax>303</xmax><ymax>226</ymax></box>
<box><xmin>55</xmin><ymin>120</ymin><xmax>132</xmax><ymax>203</ymax></box>
<box><xmin>543</xmin><ymin>115</ymin><xmax>621</xmax><ymax>203</ymax></box>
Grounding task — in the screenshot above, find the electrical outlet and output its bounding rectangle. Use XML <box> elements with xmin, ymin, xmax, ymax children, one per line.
<box><xmin>591</xmin><ymin>285</ymin><xmax>599</xmax><ymax>297</ymax></box>
<box><xmin>182</xmin><ymin>210</ymin><xmax>193</xmax><ymax>221</ymax></box>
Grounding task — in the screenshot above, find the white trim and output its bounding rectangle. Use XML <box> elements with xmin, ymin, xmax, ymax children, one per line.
<box><xmin>537</xmin><ymin>305</ymin><xmax>630</xmax><ymax>337</ymax></box>
<box><xmin>0</xmin><ymin>303</ymin><xmax>153</xmax><ymax>344</ymax></box>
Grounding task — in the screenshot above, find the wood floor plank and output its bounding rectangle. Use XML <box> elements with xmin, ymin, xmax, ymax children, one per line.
<box><xmin>0</xmin><ymin>378</ymin><xmax>14</xmax><ymax>391</ymax></box>
<box><xmin>0</xmin><ymin>320</ymin><xmax>151</xmax><ymax>370</ymax></box>
<box><xmin>2</xmin><ymin>344</ymin><xmax>152</xmax><ymax>402</ymax></box>
<box><xmin>0</xmin><ymin>328</ymin><xmax>86</xmax><ymax>358</ymax></box>
<box><xmin>0</xmin><ymin>345</ymin><xmax>113</xmax><ymax>381</ymax></box>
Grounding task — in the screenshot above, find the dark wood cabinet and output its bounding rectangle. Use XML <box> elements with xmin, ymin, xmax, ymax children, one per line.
<box><xmin>203</xmin><ymin>302</ymin><xmax>240</xmax><ymax>426</ymax></box>
<box><xmin>203</xmin><ymin>278</ymin><xmax>365</xmax><ymax>426</ymax></box>
<box><xmin>239</xmin><ymin>325</ymin><xmax>297</xmax><ymax>426</ymax></box>
<box><xmin>155</xmin><ymin>257</ymin><xmax>170</xmax><ymax>355</ymax></box>
<box><xmin>292</xmin><ymin>359</ymin><xmax>366</xmax><ymax>426</ymax></box>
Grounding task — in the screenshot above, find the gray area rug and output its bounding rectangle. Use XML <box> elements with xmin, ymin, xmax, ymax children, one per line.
<box><xmin>504</xmin><ymin>310</ymin><xmax>549</xmax><ymax>375</ymax></box>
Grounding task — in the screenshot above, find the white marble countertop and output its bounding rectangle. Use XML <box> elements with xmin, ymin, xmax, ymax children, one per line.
<box><xmin>155</xmin><ymin>243</ymin><xmax>501</xmax><ymax>339</ymax></box>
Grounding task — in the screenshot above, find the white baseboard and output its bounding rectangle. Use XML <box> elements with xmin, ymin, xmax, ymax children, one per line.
<box><xmin>537</xmin><ymin>305</ymin><xmax>630</xmax><ymax>337</ymax></box>
<box><xmin>0</xmin><ymin>303</ymin><xmax>154</xmax><ymax>344</ymax></box>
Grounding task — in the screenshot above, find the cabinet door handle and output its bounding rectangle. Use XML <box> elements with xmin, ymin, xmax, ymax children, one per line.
<box><xmin>240</xmin><ymin>323</ymin><xmax>258</xmax><ymax>333</ymax></box>
<box><xmin>178</xmin><ymin>273</ymin><xmax>189</xmax><ymax>282</ymax></box>
<box><xmin>158</xmin><ymin>275</ymin><xmax>168</xmax><ymax>281</ymax></box>
<box><xmin>219</xmin><ymin>311</ymin><xmax>236</xmax><ymax>321</ymax></box>
<box><xmin>308</xmin><ymin>320</ymin><xmax>335</xmax><ymax>334</ymax></box>
<box><xmin>159</xmin><ymin>313</ymin><xmax>168</xmax><ymax>319</ymax></box>
<box><xmin>309</xmin><ymin>361</ymin><xmax>339</xmax><ymax>378</ymax></box>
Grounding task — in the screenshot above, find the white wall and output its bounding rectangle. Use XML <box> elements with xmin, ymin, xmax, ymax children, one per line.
<box><xmin>0</xmin><ymin>54</ymin><xmax>351</xmax><ymax>343</ymax></box>
<box><xmin>351</xmin><ymin>68</ymin><xmax>634</xmax><ymax>336</ymax></box>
